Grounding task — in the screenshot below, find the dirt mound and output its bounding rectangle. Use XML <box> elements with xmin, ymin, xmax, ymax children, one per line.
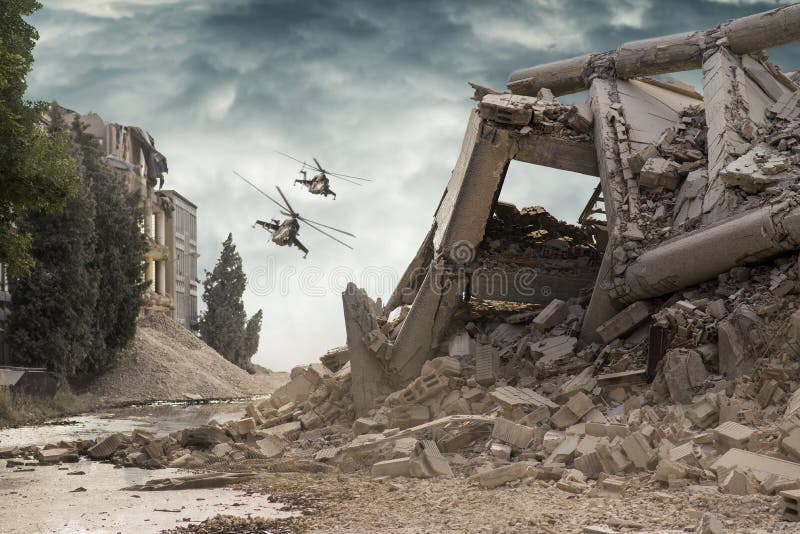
<box><xmin>85</xmin><ymin>312</ymin><xmax>287</xmax><ymax>404</ymax></box>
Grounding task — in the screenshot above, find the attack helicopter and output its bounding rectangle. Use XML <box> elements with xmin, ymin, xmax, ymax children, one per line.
<box><xmin>234</xmin><ymin>171</ymin><xmax>355</xmax><ymax>258</ymax></box>
<box><xmin>275</xmin><ymin>151</ymin><xmax>372</xmax><ymax>199</ymax></box>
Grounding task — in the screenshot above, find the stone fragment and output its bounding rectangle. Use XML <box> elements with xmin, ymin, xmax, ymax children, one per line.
<box><xmin>551</xmin><ymin>392</ymin><xmax>594</xmax><ymax>429</ymax></box>
<box><xmin>621</xmin><ymin>432</ymin><xmax>655</xmax><ymax>469</ymax></box>
<box><xmin>719</xmin><ymin>468</ymin><xmax>756</xmax><ymax>495</ymax></box>
<box><xmin>37</xmin><ymin>448</ymin><xmax>78</xmax><ymax>464</ymax></box>
<box><xmin>181</xmin><ymin>426</ymin><xmax>232</xmax><ymax>447</ymax></box>
<box><xmin>256</xmin><ymin>435</ymin><xmax>286</xmax><ymax>458</ymax></box>
<box><xmin>87</xmin><ymin>434</ymin><xmax>125</xmax><ymax>460</ymax></box>
<box><xmin>782</xmin><ymin>488</ymin><xmax>800</xmax><ymax>522</ymax></box>
<box><xmin>532</xmin><ymin>299</ymin><xmax>568</xmax><ymax>331</ymax></box>
<box><xmin>263</xmin><ymin>421</ymin><xmax>302</xmax><ymax>441</ymax></box>
<box><xmin>352</xmin><ymin>417</ymin><xmax>385</xmax><ymax>437</ymax></box>
<box><xmin>372</xmin><ymin>457</ymin><xmax>411</xmax><ymax>478</ymax></box>
<box><xmin>640</xmin><ymin>157</ymin><xmax>681</xmax><ymax>190</ymax></box>
<box><xmin>713</xmin><ymin>421</ymin><xmax>754</xmax><ymax>450</ymax></box>
<box><xmin>492</xmin><ymin>418</ymin><xmax>535</xmax><ymax>449</ymax></box>
<box><xmin>490</xmin><ymin>442</ymin><xmax>512</xmax><ymax>461</ymax></box>
<box><xmin>474</xmin><ymin>344</ymin><xmax>499</xmax><ymax>387</ymax></box>
<box><xmin>236</xmin><ymin>418</ymin><xmax>257</xmax><ymax>436</ymax></box>
<box><xmin>468</xmin><ymin>461</ymin><xmax>540</xmax><ymax>489</ymax></box>
<box><xmin>662</xmin><ymin>349</ymin><xmax>707</xmax><ymax>404</ymax></box>
<box><xmin>408</xmin><ymin>440</ymin><xmax>453</xmax><ymax>478</ymax></box>
<box><xmin>389</xmin><ymin>405</ymin><xmax>430</xmax><ymax>430</ymax></box>
<box><xmin>596</xmin><ymin>302</ymin><xmax>650</xmax><ymax>344</ymax></box>
<box><xmin>695</xmin><ymin>512</ymin><xmax>724</xmax><ymax>534</ymax></box>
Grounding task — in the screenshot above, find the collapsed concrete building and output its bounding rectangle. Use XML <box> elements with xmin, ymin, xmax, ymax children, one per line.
<box><xmin>340</xmin><ymin>3</ymin><xmax>800</xmax><ymax>415</ymax></box>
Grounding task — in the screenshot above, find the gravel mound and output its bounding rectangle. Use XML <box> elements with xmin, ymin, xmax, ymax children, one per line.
<box><xmin>86</xmin><ymin>312</ymin><xmax>287</xmax><ymax>404</ymax></box>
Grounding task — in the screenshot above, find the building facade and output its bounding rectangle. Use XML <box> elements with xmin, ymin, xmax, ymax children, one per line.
<box><xmin>159</xmin><ymin>190</ymin><xmax>199</xmax><ymax>329</ymax></box>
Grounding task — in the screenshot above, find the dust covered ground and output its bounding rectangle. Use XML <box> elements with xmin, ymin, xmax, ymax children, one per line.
<box><xmin>178</xmin><ymin>470</ymin><xmax>794</xmax><ymax>533</ymax></box>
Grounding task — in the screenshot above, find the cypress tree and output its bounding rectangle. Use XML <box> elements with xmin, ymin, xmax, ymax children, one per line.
<box><xmin>243</xmin><ymin>309</ymin><xmax>263</xmax><ymax>370</ymax></box>
<box><xmin>200</xmin><ymin>233</ymin><xmax>257</xmax><ymax>369</ymax></box>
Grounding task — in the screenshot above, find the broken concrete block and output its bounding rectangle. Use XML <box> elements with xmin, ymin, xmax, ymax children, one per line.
<box><xmin>409</xmin><ymin>440</ymin><xmax>453</xmax><ymax>478</ymax></box>
<box><xmin>595</xmin><ymin>474</ymin><xmax>628</xmax><ymax>498</ymax></box>
<box><xmin>719</xmin><ymin>468</ymin><xmax>757</xmax><ymax>495</ymax></box>
<box><xmin>37</xmin><ymin>448</ymin><xmax>78</xmax><ymax>464</ymax></box>
<box><xmin>595</xmin><ymin>301</ymin><xmax>650</xmax><ymax>344</ymax></box>
<box><xmin>352</xmin><ymin>417</ymin><xmax>385</xmax><ymax>437</ymax></box>
<box><xmin>547</xmin><ymin>435</ymin><xmax>579</xmax><ymax>464</ymax></box>
<box><xmin>719</xmin><ymin>144</ymin><xmax>787</xmax><ymax>193</ymax></box>
<box><xmin>757</xmin><ymin>379</ymin><xmax>779</xmax><ymax>408</ymax></box>
<box><xmin>621</xmin><ymin>432</ymin><xmax>655</xmax><ymax>470</ymax></box>
<box><xmin>389</xmin><ymin>404</ymin><xmax>430</xmax><ymax>430</ymax></box>
<box><xmin>662</xmin><ymin>349</ymin><xmax>707</xmax><ymax>404</ymax></box>
<box><xmin>468</xmin><ymin>461</ymin><xmax>540</xmax><ymax>489</ymax></box>
<box><xmin>490</xmin><ymin>442</ymin><xmax>512</xmax><ymax>461</ymax></box>
<box><xmin>87</xmin><ymin>434</ymin><xmax>125</xmax><ymax>460</ymax></box>
<box><xmin>236</xmin><ymin>418</ymin><xmax>257</xmax><ymax>436</ymax></box>
<box><xmin>492</xmin><ymin>418</ymin><xmax>535</xmax><ymax>449</ymax></box>
<box><xmin>420</xmin><ymin>356</ymin><xmax>461</xmax><ymax>378</ymax></box>
<box><xmin>712</xmin><ymin>449</ymin><xmax>800</xmax><ymax>484</ymax></box>
<box><xmin>532</xmin><ymin>299</ymin><xmax>568</xmax><ymax>331</ymax></box>
<box><xmin>479</xmin><ymin>93</ymin><xmax>534</xmax><ymax>125</ymax></box>
<box><xmin>372</xmin><ymin>457</ymin><xmax>411</xmax><ymax>478</ymax></box>
<box><xmin>654</xmin><ymin>458</ymin><xmax>688</xmax><ymax>482</ymax></box>
<box><xmin>543</xmin><ymin>430</ymin><xmax>565</xmax><ymax>453</ymax></box>
<box><xmin>400</xmin><ymin>373</ymin><xmax>450</xmax><ymax>404</ymax></box>
<box><xmin>673</xmin><ymin>169</ymin><xmax>707</xmax><ymax>228</ymax></box>
<box><xmin>713</xmin><ymin>421</ymin><xmax>754</xmax><ymax>450</ymax></box>
<box><xmin>490</xmin><ymin>386</ymin><xmax>558</xmax><ymax>410</ymax></box>
<box><xmin>263</xmin><ymin>421</ymin><xmax>302</xmax><ymax>441</ymax></box>
<box><xmin>574</xmin><ymin>451</ymin><xmax>603</xmax><ymax>478</ymax></box>
<box><xmin>564</xmin><ymin>102</ymin><xmax>593</xmax><ymax>134</ymax></box>
<box><xmin>272</xmin><ymin>373</ymin><xmax>315</xmax><ymax>404</ymax></box>
<box><xmin>448</xmin><ymin>331</ymin><xmax>474</xmax><ymax>358</ymax></box>
<box><xmin>717</xmin><ymin>320</ymin><xmax>749</xmax><ymax>379</ymax></box>
<box><xmin>687</xmin><ymin>397</ymin><xmax>718</xmax><ymax>429</ymax></box>
<box><xmin>628</xmin><ymin>143</ymin><xmax>659</xmax><ymax>175</ymax></box>
<box><xmin>640</xmin><ymin>157</ymin><xmax>681</xmax><ymax>190</ymax></box>
<box><xmin>781</xmin><ymin>429</ymin><xmax>800</xmax><ymax>460</ymax></box>
<box><xmin>256</xmin><ymin>436</ymin><xmax>286</xmax><ymax>458</ymax></box>
<box><xmin>596</xmin><ymin>439</ymin><xmax>632</xmax><ymax>475</ymax></box>
<box><xmin>474</xmin><ymin>344</ymin><xmax>499</xmax><ymax>387</ymax></box>
<box><xmin>551</xmin><ymin>392</ymin><xmax>595</xmax><ymax>429</ymax></box>
<box><xmin>782</xmin><ymin>488</ymin><xmax>800</xmax><ymax>522</ymax></box>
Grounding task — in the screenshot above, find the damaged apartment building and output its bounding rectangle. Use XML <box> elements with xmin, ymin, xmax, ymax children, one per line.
<box><xmin>0</xmin><ymin>108</ymin><xmax>199</xmax><ymax>363</ymax></box>
<box><xmin>62</xmin><ymin>106</ymin><xmax>201</xmax><ymax>329</ymax></box>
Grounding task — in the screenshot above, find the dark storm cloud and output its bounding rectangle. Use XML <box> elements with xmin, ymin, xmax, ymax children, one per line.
<box><xmin>26</xmin><ymin>0</ymin><xmax>800</xmax><ymax>370</ymax></box>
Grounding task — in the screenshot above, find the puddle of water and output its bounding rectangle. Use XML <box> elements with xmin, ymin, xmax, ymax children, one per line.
<box><xmin>0</xmin><ymin>459</ymin><xmax>294</xmax><ymax>534</ymax></box>
<box><xmin>0</xmin><ymin>401</ymin><xmax>259</xmax><ymax>449</ymax></box>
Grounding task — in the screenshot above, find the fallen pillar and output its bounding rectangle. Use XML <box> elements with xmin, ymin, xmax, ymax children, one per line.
<box><xmin>507</xmin><ymin>3</ymin><xmax>800</xmax><ymax>97</ymax></box>
<box><xmin>389</xmin><ymin>110</ymin><xmax>516</xmax><ymax>384</ymax></box>
<box><xmin>613</xmin><ymin>202</ymin><xmax>800</xmax><ymax>303</ymax></box>
<box><xmin>580</xmin><ymin>79</ymin><xmax>625</xmax><ymax>343</ymax></box>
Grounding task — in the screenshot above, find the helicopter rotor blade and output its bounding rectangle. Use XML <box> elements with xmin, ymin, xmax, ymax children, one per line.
<box><xmin>299</xmin><ymin>219</ymin><xmax>354</xmax><ymax>250</ymax></box>
<box><xmin>275</xmin><ymin>186</ymin><xmax>298</xmax><ymax>217</ymax></box>
<box><xmin>297</xmin><ymin>215</ymin><xmax>356</xmax><ymax>237</ymax></box>
<box><xmin>329</xmin><ymin>175</ymin><xmax>363</xmax><ymax>186</ymax></box>
<box><xmin>324</xmin><ymin>170</ymin><xmax>372</xmax><ymax>182</ymax></box>
<box><xmin>274</xmin><ymin>150</ymin><xmax>310</xmax><ymax>168</ymax></box>
<box><xmin>233</xmin><ymin>171</ymin><xmax>290</xmax><ymax>212</ymax></box>
<box><xmin>313</xmin><ymin>158</ymin><xmax>324</xmax><ymax>172</ymax></box>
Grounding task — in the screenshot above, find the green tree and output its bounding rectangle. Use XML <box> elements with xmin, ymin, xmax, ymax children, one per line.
<box><xmin>73</xmin><ymin>115</ymin><xmax>147</xmax><ymax>373</ymax></box>
<box><xmin>200</xmin><ymin>233</ymin><xmax>260</xmax><ymax>370</ymax></box>
<box><xmin>243</xmin><ymin>309</ymin><xmax>263</xmax><ymax>365</ymax></box>
<box><xmin>7</xmin><ymin>108</ymin><xmax>147</xmax><ymax>377</ymax></box>
<box><xmin>0</xmin><ymin>1</ymin><xmax>80</xmax><ymax>276</ymax></box>
<box><xmin>7</xmin><ymin>109</ymin><xmax>98</xmax><ymax>375</ymax></box>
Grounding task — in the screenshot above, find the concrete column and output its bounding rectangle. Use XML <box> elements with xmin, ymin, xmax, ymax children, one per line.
<box><xmin>615</xmin><ymin>202</ymin><xmax>800</xmax><ymax>303</ymax></box>
<box><xmin>156</xmin><ymin>210</ymin><xmax>166</xmax><ymax>246</ymax></box>
<box><xmin>390</xmin><ymin>110</ymin><xmax>517</xmax><ymax>384</ymax></box>
<box><xmin>157</xmin><ymin>260</ymin><xmax>166</xmax><ymax>295</ymax></box>
<box><xmin>507</xmin><ymin>3</ymin><xmax>800</xmax><ymax>97</ymax></box>
<box><xmin>146</xmin><ymin>260</ymin><xmax>155</xmax><ymax>291</ymax></box>
<box><xmin>144</xmin><ymin>202</ymin><xmax>154</xmax><ymax>240</ymax></box>
<box><xmin>580</xmin><ymin>79</ymin><xmax>625</xmax><ymax>344</ymax></box>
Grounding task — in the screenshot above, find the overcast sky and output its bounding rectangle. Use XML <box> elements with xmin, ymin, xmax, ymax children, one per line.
<box><xmin>26</xmin><ymin>0</ymin><xmax>799</xmax><ymax>372</ymax></box>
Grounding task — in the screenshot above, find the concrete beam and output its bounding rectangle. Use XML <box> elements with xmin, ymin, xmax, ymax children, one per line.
<box><xmin>580</xmin><ymin>79</ymin><xmax>625</xmax><ymax>344</ymax></box>
<box><xmin>471</xmin><ymin>266</ymin><xmax>598</xmax><ymax>305</ymax></box>
<box><xmin>614</xmin><ymin>202</ymin><xmax>800</xmax><ymax>303</ymax></box>
<box><xmin>390</xmin><ymin>110</ymin><xmax>516</xmax><ymax>384</ymax></box>
<box><xmin>507</xmin><ymin>3</ymin><xmax>800</xmax><ymax>97</ymax></box>
<box><xmin>701</xmin><ymin>47</ymin><xmax>751</xmax><ymax>223</ymax></box>
<box><xmin>514</xmin><ymin>134</ymin><xmax>598</xmax><ymax>177</ymax></box>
